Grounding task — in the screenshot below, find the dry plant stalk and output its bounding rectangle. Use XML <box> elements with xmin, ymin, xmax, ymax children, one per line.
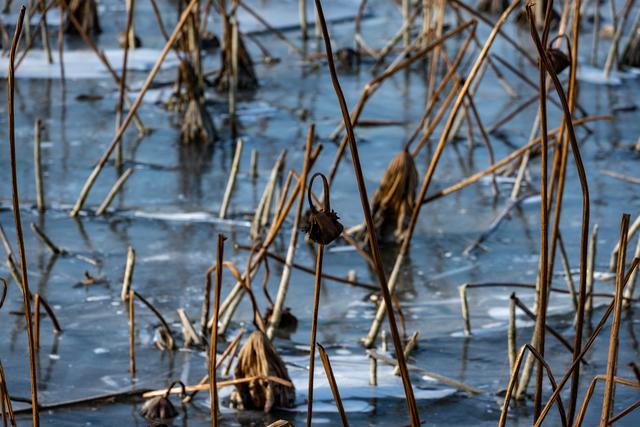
<box><xmin>95</xmin><ymin>168</ymin><xmax>134</xmax><ymax>216</ymax></box>
<box><xmin>7</xmin><ymin>8</ymin><xmax>39</xmax><ymax>425</ymax></box>
<box><xmin>317</xmin><ymin>344</ymin><xmax>349</xmax><ymax>427</ymax></box>
<box><xmin>210</xmin><ymin>235</ymin><xmax>226</xmax><ymax>427</ymax></box>
<box><xmin>600</xmin><ymin>214</ymin><xmax>630</xmax><ymax>424</ymax></box>
<box><xmin>177</xmin><ymin>308</ymin><xmax>202</xmax><ymax>347</ymax></box>
<box><xmin>314</xmin><ymin>1</ymin><xmax>419</xmax><ymax>424</ymax></box>
<box><xmin>0</xmin><ymin>360</ymin><xmax>17</xmax><ymax>426</ymax></box>
<box><xmin>121</xmin><ymin>246</ymin><xmax>135</xmax><ymax>301</ymax></box>
<box><xmin>33</xmin><ymin>118</ymin><xmax>44</xmax><ymax>212</ymax></box>
<box><xmin>229</xmin><ymin>331</ymin><xmax>295</xmax><ymax>412</ymax></box>
<box><xmin>219</xmin><ymin>139</ymin><xmax>243</xmax><ymax>218</ymax></box>
<box><xmin>129</xmin><ymin>289</ymin><xmax>135</xmax><ymax>376</ymax></box>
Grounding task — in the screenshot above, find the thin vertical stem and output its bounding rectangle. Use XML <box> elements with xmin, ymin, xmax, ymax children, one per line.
<box><xmin>306</xmin><ymin>244</ymin><xmax>324</xmax><ymax>427</ymax></box>
<box><xmin>219</xmin><ymin>139</ymin><xmax>243</xmax><ymax>218</ymax></box>
<box><xmin>314</xmin><ymin>1</ymin><xmax>420</xmax><ymax>424</ymax></box>
<box><xmin>34</xmin><ymin>118</ymin><xmax>44</xmax><ymax>212</ymax></box>
<box><xmin>34</xmin><ymin>294</ymin><xmax>40</xmax><ymax>352</ymax></box>
<box><xmin>129</xmin><ymin>289</ymin><xmax>135</xmax><ymax>376</ymax></box>
<box><xmin>210</xmin><ymin>234</ymin><xmax>225</xmax><ymax>427</ymax></box>
<box><xmin>7</xmin><ymin>8</ymin><xmax>39</xmax><ymax>426</ymax></box>
<box><xmin>599</xmin><ymin>214</ymin><xmax>630</xmax><ymax>425</ymax></box>
<box><xmin>317</xmin><ymin>344</ymin><xmax>349</xmax><ymax>427</ymax></box>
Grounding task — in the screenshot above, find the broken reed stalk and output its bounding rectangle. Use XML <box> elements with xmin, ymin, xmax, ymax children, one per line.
<box><xmin>526</xmin><ymin>6</ymin><xmax>592</xmax><ymax>422</ymax></box>
<box><xmin>508</xmin><ymin>295</ymin><xmax>517</xmax><ymax>382</ymax></box>
<box><xmin>585</xmin><ymin>224</ymin><xmax>599</xmax><ymax>328</ymax></box>
<box><xmin>306</xmin><ymin>241</ymin><xmax>324</xmax><ymax>427</ymax></box>
<box><xmin>393</xmin><ymin>331</ymin><xmax>419</xmax><ymax>376</ymax></box>
<box><xmin>121</xmin><ymin>246</ymin><xmax>135</xmax><ymax>301</ymax></box>
<box><xmin>0</xmin><ymin>278</ymin><xmax>6</xmax><ymax>310</ymax></box>
<box><xmin>115</xmin><ymin>0</ymin><xmax>136</xmax><ymax>167</ymax></box>
<box><xmin>600</xmin><ymin>214</ymin><xmax>630</xmax><ymax>425</ymax></box>
<box><xmin>364</xmin><ymin>0</ymin><xmax>520</xmax><ymax>351</ymax></box>
<box><xmin>498</xmin><ymin>344</ymin><xmax>567</xmax><ymax>427</ymax></box>
<box><xmin>317</xmin><ymin>344</ymin><xmax>349</xmax><ymax>427</ymax></box>
<box><xmin>314</xmin><ymin>1</ymin><xmax>419</xmax><ymax>424</ymax></box>
<box><xmin>38</xmin><ymin>0</ymin><xmax>52</xmax><ymax>63</ymax></box>
<box><xmin>557</xmin><ymin>234</ymin><xmax>577</xmax><ymax>310</ymax></box>
<box><xmin>622</xmin><ymin>235</ymin><xmax>640</xmax><ymax>308</ymax></box>
<box><xmin>267</xmin><ymin>125</ymin><xmax>314</xmax><ymax>339</ymax></box>
<box><xmin>129</xmin><ymin>289</ymin><xmax>135</xmax><ymax>376</ymax></box>
<box><xmin>533</xmin><ymin>257</ymin><xmax>640</xmax><ymax>426</ymax></box>
<box><xmin>33</xmin><ymin>118</ymin><xmax>44</xmax><ymax>212</ymax></box>
<box><xmin>178</xmin><ymin>308</ymin><xmax>202</xmax><ymax>347</ymax></box>
<box><xmin>219</xmin><ymin>139</ymin><xmax>243</xmax><ymax>219</ymax></box>
<box><xmin>69</xmin><ymin>0</ymin><xmax>199</xmax><ymax>217</ymax></box>
<box><xmin>300</xmin><ymin>0</ymin><xmax>307</xmax><ymax>40</ymax></box>
<box><xmin>7</xmin><ymin>8</ymin><xmax>39</xmax><ymax>426</ymax></box>
<box><xmin>250</xmin><ymin>150</ymin><xmax>287</xmax><ymax>240</ymax></box>
<box><xmin>0</xmin><ymin>360</ymin><xmax>16</xmax><ymax>426</ymax></box>
<box><xmin>402</xmin><ymin>0</ymin><xmax>410</xmax><ymax>47</ymax></box>
<box><xmin>210</xmin><ymin>235</ymin><xmax>225</xmax><ymax>427</ymax></box>
<box><xmin>201</xmin><ymin>265</ymin><xmax>214</xmax><ymax>337</ymax></box>
<box><xmin>58</xmin><ymin>0</ymin><xmax>65</xmax><ymax>83</ymax></box>
<box><xmin>369</xmin><ymin>354</ymin><xmax>377</xmax><ymax>385</ymax></box>
<box><xmin>95</xmin><ymin>167</ymin><xmax>134</xmax><ymax>215</ymax></box>
<box><xmin>250</xmin><ymin>149</ymin><xmax>258</xmax><ymax>178</ymax></box>
<box><xmin>574</xmin><ymin>375</ymin><xmax>640</xmax><ymax>427</ymax></box>
<box><xmin>34</xmin><ymin>294</ymin><xmax>40</xmax><ymax>352</ymax></box>
<box><xmin>609</xmin><ymin>214</ymin><xmax>640</xmax><ymax>272</ymax></box>
<box><xmin>229</xmin><ymin>12</ymin><xmax>238</xmax><ymax>122</ymax></box>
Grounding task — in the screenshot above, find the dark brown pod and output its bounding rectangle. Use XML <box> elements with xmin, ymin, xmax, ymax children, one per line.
<box><xmin>546</xmin><ymin>48</ymin><xmax>570</xmax><ymax>74</ymax></box>
<box><xmin>303</xmin><ymin>173</ymin><xmax>343</xmax><ymax>245</ymax></box>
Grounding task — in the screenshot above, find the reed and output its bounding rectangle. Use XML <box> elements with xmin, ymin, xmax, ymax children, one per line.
<box><xmin>210</xmin><ymin>234</ymin><xmax>225</xmax><ymax>427</ymax></box>
<box><xmin>317</xmin><ymin>344</ymin><xmax>349</xmax><ymax>427</ymax></box>
<box><xmin>7</xmin><ymin>8</ymin><xmax>39</xmax><ymax>425</ymax></box>
<box><xmin>129</xmin><ymin>289</ymin><xmax>135</xmax><ymax>376</ymax></box>
<box><xmin>33</xmin><ymin>118</ymin><xmax>45</xmax><ymax>212</ymax></box>
<box><xmin>314</xmin><ymin>1</ymin><xmax>420</xmax><ymax>424</ymax></box>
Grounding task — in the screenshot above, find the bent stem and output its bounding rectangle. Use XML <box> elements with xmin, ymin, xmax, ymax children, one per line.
<box><xmin>7</xmin><ymin>7</ymin><xmax>39</xmax><ymax>426</ymax></box>
<box><xmin>314</xmin><ymin>1</ymin><xmax>420</xmax><ymax>424</ymax></box>
<box><xmin>306</xmin><ymin>244</ymin><xmax>324</xmax><ymax>427</ymax></box>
